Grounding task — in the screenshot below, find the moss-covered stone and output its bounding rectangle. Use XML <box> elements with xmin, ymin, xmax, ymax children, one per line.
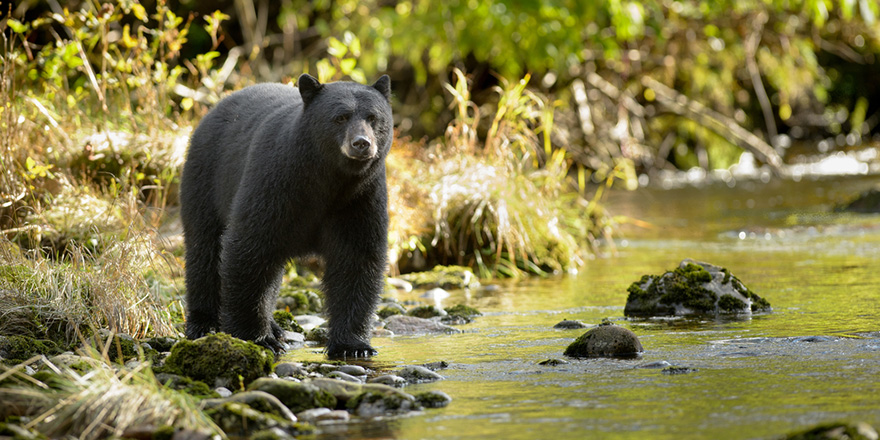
<box><xmin>347</xmin><ymin>388</ymin><xmax>420</xmax><ymax>417</ymax></box>
<box><xmin>0</xmin><ymin>335</ymin><xmax>61</xmax><ymax>363</ymax></box>
<box><xmin>624</xmin><ymin>259</ymin><xmax>771</xmax><ymax>317</ymax></box>
<box><xmin>155</xmin><ymin>373</ymin><xmax>219</xmax><ymax>399</ymax></box>
<box><xmin>84</xmin><ymin>331</ymin><xmax>158</xmax><ymax>364</ymax></box>
<box><xmin>398</xmin><ymin>265</ymin><xmax>480</xmax><ymax>289</ymax></box>
<box><xmin>442</xmin><ymin>303</ymin><xmax>482</xmax><ymax>324</ymax></box>
<box><xmin>204</xmin><ymin>401</ymin><xmax>312</xmax><ymax>438</ymax></box>
<box><xmin>563</xmin><ymin>324</ymin><xmax>643</xmax><ymax>359</ymax></box>
<box><xmin>407</xmin><ymin>305</ymin><xmax>442</xmax><ymax>319</ymax></box>
<box><xmin>377</xmin><ymin>305</ymin><xmax>404</xmax><ymax>319</ymax></box>
<box><xmin>271</xmin><ymin>310</ymin><xmax>304</xmax><ymax>333</ymax></box>
<box><xmin>415</xmin><ymin>390</ymin><xmax>452</xmax><ymax>408</ymax></box>
<box><xmin>160</xmin><ymin>333</ymin><xmax>273</xmax><ymax>388</ymax></box>
<box><xmin>248</xmin><ymin>377</ymin><xmax>338</xmax><ymax>413</ymax></box>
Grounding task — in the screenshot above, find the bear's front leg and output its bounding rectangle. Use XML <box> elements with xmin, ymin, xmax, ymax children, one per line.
<box><xmin>218</xmin><ymin>228</ymin><xmax>288</xmax><ymax>354</ymax></box>
<box><xmin>321</xmin><ymin>197</ymin><xmax>388</xmax><ymax>359</ymax></box>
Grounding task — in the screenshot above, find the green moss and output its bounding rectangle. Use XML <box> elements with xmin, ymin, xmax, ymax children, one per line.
<box><xmin>377</xmin><ymin>306</ymin><xmax>403</xmax><ymax>319</ymax></box>
<box><xmin>721</xmin><ymin>267</ymin><xmax>732</xmax><ymax>284</ymax></box>
<box><xmin>718</xmin><ymin>294</ymin><xmax>747</xmax><ymax>313</ymax></box>
<box><xmin>444</xmin><ymin>304</ymin><xmax>482</xmax><ymax>317</ymax></box>
<box><xmin>152</xmin><ymin>425</ymin><xmax>177</xmax><ymax>440</ymax></box>
<box><xmin>161</xmin><ymin>333</ymin><xmax>273</xmax><ymax>388</ymax></box>
<box><xmin>155</xmin><ymin>373</ymin><xmax>219</xmax><ymax>399</ymax></box>
<box><xmin>626</xmin><ymin>275</ymin><xmax>654</xmax><ymax>300</ymax></box>
<box><xmin>408</xmin><ymin>305</ymin><xmax>442</xmax><ymax>319</ymax></box>
<box><xmin>248</xmin><ymin>377</ymin><xmax>338</xmax><ymax>413</ymax></box>
<box><xmin>305</xmin><ymin>327</ymin><xmax>329</xmax><ymax>344</ymax></box>
<box><xmin>676</xmin><ymin>262</ymin><xmax>713</xmax><ymax>283</ymax></box>
<box><xmin>0</xmin><ymin>335</ymin><xmax>61</xmax><ymax>363</ymax></box>
<box><xmin>272</xmin><ymin>310</ymin><xmax>304</xmax><ymax>333</ymax></box>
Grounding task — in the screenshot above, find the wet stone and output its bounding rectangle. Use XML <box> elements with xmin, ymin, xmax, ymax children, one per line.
<box><xmin>564</xmin><ymin>324</ymin><xmax>644</xmax><ymax>359</ymax></box>
<box><xmin>661</xmin><ymin>366</ymin><xmax>698</xmax><ymax>375</ymax></box>
<box><xmin>422</xmin><ymin>361</ymin><xmax>450</xmax><ymax>371</ymax></box>
<box><xmin>415</xmin><ymin>390</ymin><xmax>453</xmax><ymax>408</ymax></box>
<box><xmin>368</xmin><ymin>374</ymin><xmax>408</xmax><ymax>388</ymax></box>
<box><xmin>538</xmin><ymin>358</ymin><xmax>570</xmax><ymax>366</ymax></box>
<box><xmin>336</xmin><ymin>365</ymin><xmax>367</xmax><ymax>376</ymax></box>
<box><xmin>275</xmin><ymin>362</ymin><xmax>308</xmax><ymax>378</ymax></box>
<box><xmin>327</xmin><ymin>371</ymin><xmax>362</xmax><ymax>383</ymax></box>
<box><xmin>396</xmin><ymin>365</ymin><xmax>444</xmax><ymax>384</ymax></box>
<box><xmin>638</xmin><ymin>361</ymin><xmax>673</xmax><ymax>369</ymax></box>
<box><xmin>554</xmin><ymin>319</ymin><xmax>588</xmax><ymax>329</ymax></box>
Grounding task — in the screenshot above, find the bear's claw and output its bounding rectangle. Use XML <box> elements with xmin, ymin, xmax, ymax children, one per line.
<box><xmin>255</xmin><ymin>334</ymin><xmax>288</xmax><ymax>355</ymax></box>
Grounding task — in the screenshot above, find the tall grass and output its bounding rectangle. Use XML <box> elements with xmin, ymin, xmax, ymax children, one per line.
<box><xmin>391</xmin><ymin>69</ymin><xmax>619</xmax><ymax>278</ymax></box>
<box><xmin>0</xmin><ymin>356</ymin><xmax>222</xmax><ymax>439</ymax></box>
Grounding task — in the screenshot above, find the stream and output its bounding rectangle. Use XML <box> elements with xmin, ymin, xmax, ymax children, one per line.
<box><xmin>292</xmin><ymin>174</ymin><xmax>880</xmax><ymax>439</ymax></box>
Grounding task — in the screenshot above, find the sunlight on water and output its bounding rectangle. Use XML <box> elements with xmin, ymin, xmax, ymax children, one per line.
<box><xmin>310</xmin><ymin>175</ymin><xmax>880</xmax><ymax>440</ymax></box>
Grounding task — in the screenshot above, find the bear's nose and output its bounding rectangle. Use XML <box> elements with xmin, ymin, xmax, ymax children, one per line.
<box><xmin>352</xmin><ymin>135</ymin><xmax>371</xmax><ymax>151</ymax></box>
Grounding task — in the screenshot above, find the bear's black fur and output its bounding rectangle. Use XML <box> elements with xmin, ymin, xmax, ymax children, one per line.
<box><xmin>180</xmin><ymin>74</ymin><xmax>392</xmax><ymax>358</ymax></box>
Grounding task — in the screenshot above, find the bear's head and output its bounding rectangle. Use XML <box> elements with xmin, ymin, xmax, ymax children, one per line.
<box><xmin>298</xmin><ymin>74</ymin><xmax>392</xmax><ymax>174</ymax></box>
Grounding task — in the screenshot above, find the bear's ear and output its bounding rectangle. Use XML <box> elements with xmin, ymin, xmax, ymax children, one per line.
<box><xmin>372</xmin><ymin>75</ymin><xmax>391</xmax><ymax>101</ymax></box>
<box><xmin>298</xmin><ymin>74</ymin><xmax>323</xmax><ymax>106</ymax></box>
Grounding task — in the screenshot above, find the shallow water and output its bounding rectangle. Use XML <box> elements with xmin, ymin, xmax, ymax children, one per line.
<box><xmin>295</xmin><ymin>175</ymin><xmax>880</xmax><ymax>440</ymax></box>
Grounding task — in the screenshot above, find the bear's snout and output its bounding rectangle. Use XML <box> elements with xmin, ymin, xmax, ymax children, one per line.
<box><xmin>343</xmin><ymin>122</ymin><xmax>378</xmax><ymax>160</ymax></box>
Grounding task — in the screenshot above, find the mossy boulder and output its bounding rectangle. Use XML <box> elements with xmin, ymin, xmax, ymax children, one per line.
<box><xmin>407</xmin><ymin>305</ymin><xmax>443</xmax><ymax>319</ymax></box>
<box><xmin>83</xmin><ymin>331</ymin><xmax>159</xmax><ymax>364</ymax></box>
<box><xmin>415</xmin><ymin>390</ymin><xmax>452</xmax><ymax>408</ymax></box>
<box><xmin>563</xmin><ymin>323</ymin><xmax>643</xmax><ymax>359</ymax></box>
<box><xmin>306</xmin><ymin>378</ymin><xmax>415</xmax><ymax>409</ymax></box>
<box><xmin>161</xmin><ymin>333</ymin><xmax>273</xmax><ymax>388</ymax></box>
<box><xmin>154</xmin><ymin>373</ymin><xmax>219</xmax><ymax>399</ymax></box>
<box><xmin>248</xmin><ymin>377</ymin><xmax>338</xmax><ymax>413</ymax></box>
<box><xmin>398</xmin><ymin>265</ymin><xmax>480</xmax><ymax>289</ymax></box>
<box><xmin>377</xmin><ymin>305</ymin><xmax>405</xmax><ymax>319</ymax></box>
<box><xmin>348</xmin><ymin>388</ymin><xmax>420</xmax><ymax>417</ymax></box>
<box><xmin>0</xmin><ymin>335</ymin><xmax>61</xmax><ymax>363</ymax></box>
<box><xmin>442</xmin><ymin>304</ymin><xmax>482</xmax><ymax>324</ymax></box>
<box><xmin>624</xmin><ymin>259</ymin><xmax>771</xmax><ymax>317</ymax></box>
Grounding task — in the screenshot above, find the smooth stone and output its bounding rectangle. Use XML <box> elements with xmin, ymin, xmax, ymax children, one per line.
<box><xmin>564</xmin><ymin>324</ymin><xmax>644</xmax><ymax>358</ymax></box>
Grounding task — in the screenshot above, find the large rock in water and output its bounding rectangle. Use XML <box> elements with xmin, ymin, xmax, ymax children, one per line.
<box><xmin>563</xmin><ymin>323</ymin><xmax>643</xmax><ymax>358</ymax></box>
<box><xmin>624</xmin><ymin>259</ymin><xmax>771</xmax><ymax>317</ymax></box>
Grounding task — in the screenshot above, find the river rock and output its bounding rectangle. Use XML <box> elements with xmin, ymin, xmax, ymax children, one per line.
<box><xmin>624</xmin><ymin>259</ymin><xmax>771</xmax><ymax>317</ymax></box>
<box><xmin>563</xmin><ymin>323</ymin><xmax>643</xmax><ymax>358</ymax></box>
<box><xmin>553</xmin><ymin>319</ymin><xmax>588</xmax><ymax>329</ymax></box>
<box><xmin>275</xmin><ymin>362</ymin><xmax>308</xmax><ymax>378</ymax></box>
<box><xmin>162</xmin><ymin>333</ymin><xmax>273</xmax><ymax>389</ymax></box>
<box><xmin>415</xmin><ymin>390</ymin><xmax>453</xmax><ymax>408</ymax></box>
<box><xmin>348</xmin><ymin>388</ymin><xmax>420</xmax><ymax>418</ymax></box>
<box><xmin>202</xmin><ymin>390</ymin><xmax>297</xmax><ymax>422</ymax></box>
<box><xmin>247</xmin><ymin>377</ymin><xmax>338</xmax><ymax>413</ymax></box>
<box><xmin>203</xmin><ymin>400</ymin><xmax>310</xmax><ymax>438</ymax></box>
<box><xmin>395</xmin><ymin>365</ymin><xmax>444</xmax><ymax>383</ymax></box>
<box><xmin>368</xmin><ymin>374</ymin><xmax>408</xmax><ymax>388</ymax></box>
<box><xmin>383</xmin><ymin>315</ymin><xmax>461</xmax><ymax>335</ymax></box>
<box><xmin>327</xmin><ymin>371</ymin><xmax>362</xmax><ymax>383</ymax></box>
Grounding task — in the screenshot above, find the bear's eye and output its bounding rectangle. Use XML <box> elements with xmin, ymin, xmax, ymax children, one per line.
<box><xmin>334</xmin><ymin>114</ymin><xmax>350</xmax><ymax>124</ymax></box>
<box><xmin>366</xmin><ymin>114</ymin><xmax>377</xmax><ymax>125</ymax></box>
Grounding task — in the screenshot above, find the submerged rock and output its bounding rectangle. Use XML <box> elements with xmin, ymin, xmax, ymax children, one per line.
<box><xmin>624</xmin><ymin>259</ymin><xmax>771</xmax><ymax>317</ymax></box>
<box><xmin>553</xmin><ymin>319</ymin><xmax>588</xmax><ymax>329</ymax></box>
<box><xmin>442</xmin><ymin>304</ymin><xmax>482</xmax><ymax>324</ymax></box>
<box><xmin>415</xmin><ymin>390</ymin><xmax>452</xmax><ymax>408</ymax></box>
<box><xmin>538</xmin><ymin>358</ymin><xmax>570</xmax><ymax>366</ymax></box>
<box><xmin>395</xmin><ymin>365</ymin><xmax>444</xmax><ymax>384</ymax></box>
<box><xmin>783</xmin><ymin>422</ymin><xmax>878</xmax><ymax>440</ymax></box>
<box><xmin>563</xmin><ymin>323</ymin><xmax>643</xmax><ymax>359</ymax></box>
<box><xmin>383</xmin><ymin>315</ymin><xmax>461</xmax><ymax>335</ymax></box>
<box><xmin>161</xmin><ymin>333</ymin><xmax>273</xmax><ymax>388</ymax></box>
<box><xmin>661</xmin><ymin>366</ymin><xmax>698</xmax><ymax>375</ymax></box>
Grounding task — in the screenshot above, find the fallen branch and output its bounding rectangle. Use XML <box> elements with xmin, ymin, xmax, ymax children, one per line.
<box><xmin>641</xmin><ymin>76</ymin><xmax>787</xmax><ymax>176</ymax></box>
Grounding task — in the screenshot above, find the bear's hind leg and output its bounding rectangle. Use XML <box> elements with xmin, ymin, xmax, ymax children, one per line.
<box><xmin>183</xmin><ymin>218</ymin><xmax>224</xmax><ymax>339</ymax></box>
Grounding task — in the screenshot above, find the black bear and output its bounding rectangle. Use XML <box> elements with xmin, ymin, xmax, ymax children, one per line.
<box><xmin>180</xmin><ymin>74</ymin><xmax>392</xmax><ymax>358</ymax></box>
